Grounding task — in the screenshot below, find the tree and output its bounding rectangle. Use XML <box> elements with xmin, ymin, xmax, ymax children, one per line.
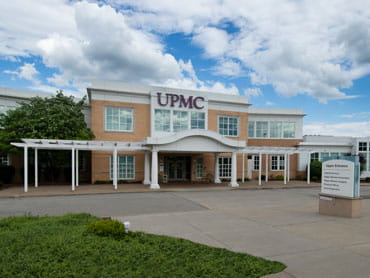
<box><xmin>0</xmin><ymin>90</ymin><xmax>94</xmax><ymax>153</ymax></box>
<box><xmin>0</xmin><ymin>90</ymin><xmax>94</xmax><ymax>183</ymax></box>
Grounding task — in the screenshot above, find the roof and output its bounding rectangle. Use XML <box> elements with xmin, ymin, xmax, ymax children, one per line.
<box><xmin>248</xmin><ymin>107</ymin><xmax>305</xmax><ymax>116</ymax></box>
<box><xmin>87</xmin><ymin>80</ymin><xmax>250</xmax><ymax>106</ymax></box>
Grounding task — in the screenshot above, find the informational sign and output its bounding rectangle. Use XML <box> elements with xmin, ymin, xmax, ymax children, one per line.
<box><xmin>321</xmin><ymin>157</ymin><xmax>360</xmax><ymax>198</ymax></box>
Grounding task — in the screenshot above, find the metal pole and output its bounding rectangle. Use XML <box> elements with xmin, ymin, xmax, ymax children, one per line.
<box><xmin>307</xmin><ymin>152</ymin><xmax>311</xmax><ymax>184</ymax></box>
<box><xmin>113</xmin><ymin>148</ymin><xmax>118</xmax><ymax>190</ymax></box>
<box><xmin>24</xmin><ymin>146</ymin><xmax>28</xmax><ymax>193</ymax></box>
<box><xmin>34</xmin><ymin>148</ymin><xmax>38</xmax><ymax>188</ymax></box>
<box><xmin>258</xmin><ymin>152</ymin><xmax>262</xmax><ymax>185</ymax></box>
<box><xmin>76</xmin><ymin>149</ymin><xmax>79</xmax><ymax>187</ymax></box>
<box><xmin>72</xmin><ymin>148</ymin><xmax>75</xmax><ymax>191</ymax></box>
<box><xmin>284</xmin><ymin>153</ymin><xmax>287</xmax><ymax>185</ymax></box>
<box><xmin>265</xmin><ymin>154</ymin><xmax>268</xmax><ymax>182</ymax></box>
<box><xmin>242</xmin><ymin>153</ymin><xmax>245</xmax><ymax>183</ymax></box>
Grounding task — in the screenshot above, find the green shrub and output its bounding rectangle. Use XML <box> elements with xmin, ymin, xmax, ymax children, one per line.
<box><xmin>85</xmin><ymin>219</ymin><xmax>126</xmax><ymax>239</ymax></box>
<box><xmin>244</xmin><ymin>177</ymin><xmax>250</xmax><ymax>182</ymax></box>
<box><xmin>261</xmin><ymin>175</ymin><xmax>266</xmax><ymax>180</ymax></box>
<box><xmin>366</xmin><ymin>177</ymin><xmax>370</xmax><ymax>182</ymax></box>
<box><xmin>311</xmin><ymin>176</ymin><xmax>320</xmax><ymax>182</ymax></box>
<box><xmin>237</xmin><ymin>178</ymin><xmax>242</xmax><ymax>182</ymax></box>
<box><xmin>275</xmin><ymin>175</ymin><xmax>284</xmax><ymax>181</ymax></box>
<box><xmin>94</xmin><ymin>180</ymin><xmax>112</xmax><ymax>184</ymax></box>
<box><xmin>309</xmin><ymin>161</ymin><xmax>322</xmax><ymax>181</ymax></box>
<box><xmin>0</xmin><ymin>165</ymin><xmax>15</xmax><ymax>184</ymax></box>
<box><xmin>0</xmin><ymin>180</ymin><xmax>3</xmax><ymax>188</ymax></box>
<box><xmin>295</xmin><ymin>174</ymin><xmax>307</xmax><ymax>181</ymax></box>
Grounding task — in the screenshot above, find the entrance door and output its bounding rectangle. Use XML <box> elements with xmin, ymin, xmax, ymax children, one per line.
<box><xmin>165</xmin><ymin>156</ymin><xmax>191</xmax><ymax>181</ymax></box>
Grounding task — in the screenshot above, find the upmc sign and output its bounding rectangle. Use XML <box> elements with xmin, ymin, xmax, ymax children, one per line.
<box><xmin>157</xmin><ymin>92</ymin><xmax>205</xmax><ymax>109</ymax></box>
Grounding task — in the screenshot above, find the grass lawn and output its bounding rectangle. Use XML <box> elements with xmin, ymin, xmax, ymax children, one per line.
<box><xmin>0</xmin><ymin>214</ymin><xmax>285</xmax><ymax>277</ymax></box>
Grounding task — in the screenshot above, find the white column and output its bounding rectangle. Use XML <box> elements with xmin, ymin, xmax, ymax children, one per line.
<box><xmin>143</xmin><ymin>152</ymin><xmax>151</xmax><ymax>184</ymax></box>
<box><xmin>34</xmin><ymin>148</ymin><xmax>38</xmax><ymax>188</ymax></box>
<box><xmin>307</xmin><ymin>152</ymin><xmax>311</xmax><ymax>184</ymax></box>
<box><xmin>150</xmin><ymin>150</ymin><xmax>160</xmax><ymax>189</ymax></box>
<box><xmin>258</xmin><ymin>152</ymin><xmax>262</xmax><ymax>186</ymax></box>
<box><xmin>72</xmin><ymin>148</ymin><xmax>75</xmax><ymax>191</ymax></box>
<box><xmin>214</xmin><ymin>153</ymin><xmax>221</xmax><ymax>183</ymax></box>
<box><xmin>283</xmin><ymin>153</ymin><xmax>287</xmax><ymax>185</ymax></box>
<box><xmin>287</xmin><ymin>154</ymin><xmax>290</xmax><ymax>182</ymax></box>
<box><xmin>24</xmin><ymin>146</ymin><xmax>28</xmax><ymax>193</ymax></box>
<box><xmin>76</xmin><ymin>149</ymin><xmax>79</xmax><ymax>187</ymax></box>
<box><xmin>265</xmin><ymin>154</ymin><xmax>268</xmax><ymax>182</ymax></box>
<box><xmin>229</xmin><ymin>152</ymin><xmax>239</xmax><ymax>187</ymax></box>
<box><xmin>242</xmin><ymin>153</ymin><xmax>245</xmax><ymax>183</ymax></box>
<box><xmin>113</xmin><ymin>148</ymin><xmax>118</xmax><ymax>190</ymax></box>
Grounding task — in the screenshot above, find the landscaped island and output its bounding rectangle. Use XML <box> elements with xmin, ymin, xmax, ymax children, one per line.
<box><xmin>0</xmin><ymin>214</ymin><xmax>285</xmax><ymax>277</ymax></box>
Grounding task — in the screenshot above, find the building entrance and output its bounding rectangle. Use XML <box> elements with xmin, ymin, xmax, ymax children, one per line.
<box><xmin>164</xmin><ymin>156</ymin><xmax>191</xmax><ymax>181</ymax></box>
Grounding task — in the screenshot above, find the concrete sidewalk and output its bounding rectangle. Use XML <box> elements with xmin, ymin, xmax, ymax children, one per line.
<box><xmin>0</xmin><ymin>180</ymin><xmax>319</xmax><ymax>198</ymax></box>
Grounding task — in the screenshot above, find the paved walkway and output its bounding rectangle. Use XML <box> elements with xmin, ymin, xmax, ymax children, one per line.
<box><xmin>2</xmin><ymin>185</ymin><xmax>370</xmax><ymax>277</ymax></box>
<box><xmin>0</xmin><ymin>180</ymin><xmax>319</xmax><ymax>198</ymax></box>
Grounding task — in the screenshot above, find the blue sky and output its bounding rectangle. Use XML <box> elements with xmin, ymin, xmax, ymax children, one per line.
<box><xmin>1</xmin><ymin>0</ymin><xmax>370</xmax><ymax>136</ymax></box>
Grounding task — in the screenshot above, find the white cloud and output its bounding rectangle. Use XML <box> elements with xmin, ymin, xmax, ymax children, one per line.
<box><xmin>193</xmin><ymin>27</ymin><xmax>229</xmax><ymax>58</ymax></box>
<box><xmin>213</xmin><ymin>60</ymin><xmax>243</xmax><ymax>77</ymax></box>
<box><xmin>113</xmin><ymin>0</ymin><xmax>370</xmax><ymax>102</ymax></box>
<box><xmin>265</xmin><ymin>101</ymin><xmax>275</xmax><ymax>106</ymax></box>
<box><xmin>340</xmin><ymin>112</ymin><xmax>370</xmax><ymax>119</ymax></box>
<box><xmin>304</xmin><ymin>121</ymin><xmax>370</xmax><ymax>137</ymax></box>
<box><xmin>244</xmin><ymin>88</ymin><xmax>262</xmax><ymax>97</ymax></box>
<box><xmin>4</xmin><ymin>63</ymin><xmax>40</xmax><ymax>84</ymax></box>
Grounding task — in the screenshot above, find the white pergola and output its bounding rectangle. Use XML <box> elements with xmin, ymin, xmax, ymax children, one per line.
<box><xmin>239</xmin><ymin>146</ymin><xmax>314</xmax><ymax>186</ymax></box>
<box><xmin>11</xmin><ymin>139</ymin><xmax>150</xmax><ymax>192</ymax></box>
<box><xmin>12</xmin><ymin>139</ymin><xmax>313</xmax><ymax>193</ymax></box>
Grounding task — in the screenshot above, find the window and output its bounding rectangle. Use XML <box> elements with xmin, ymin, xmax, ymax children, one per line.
<box><xmin>219</xmin><ymin>157</ymin><xmax>232</xmax><ymax>178</ymax></box>
<box><xmin>248</xmin><ymin>121</ymin><xmax>255</xmax><ymax>138</ymax></box>
<box><xmin>359</xmin><ymin>153</ymin><xmax>367</xmax><ymax>171</ymax></box>
<box><xmin>271</xmin><ymin>155</ymin><xmax>285</xmax><ymax>170</ymax></box>
<box><xmin>253</xmin><ymin>155</ymin><xmax>260</xmax><ymax>170</ymax></box>
<box><xmin>191</xmin><ymin>112</ymin><xmax>205</xmax><ymax>130</ymax></box>
<box><xmin>359</xmin><ymin>142</ymin><xmax>367</xmax><ymax>151</ymax></box>
<box><xmin>219</xmin><ymin>116</ymin><xmax>238</xmax><ymax>136</ymax></box>
<box><xmin>155</xmin><ymin>109</ymin><xmax>171</xmax><ymax>132</ymax></box>
<box><xmin>283</xmin><ymin>122</ymin><xmax>295</xmax><ymax>138</ymax></box>
<box><xmin>173</xmin><ymin>111</ymin><xmax>188</xmax><ymax>132</ymax></box>
<box><xmin>321</xmin><ymin>152</ymin><xmax>330</xmax><ymax>161</ymax></box>
<box><xmin>256</xmin><ymin>121</ymin><xmax>268</xmax><ymax>138</ymax></box>
<box><xmin>0</xmin><ymin>155</ymin><xmax>9</xmax><ymax>166</ymax></box>
<box><xmin>270</xmin><ymin>122</ymin><xmax>282</xmax><ymax>138</ymax></box>
<box><xmin>310</xmin><ymin>153</ymin><xmax>319</xmax><ymax>162</ymax></box>
<box><xmin>196</xmin><ymin>157</ymin><xmax>203</xmax><ymax>178</ymax></box>
<box><xmin>110</xmin><ymin>155</ymin><xmax>135</xmax><ymax>180</ymax></box>
<box><xmin>105</xmin><ymin>107</ymin><xmax>133</xmax><ymax>132</ymax></box>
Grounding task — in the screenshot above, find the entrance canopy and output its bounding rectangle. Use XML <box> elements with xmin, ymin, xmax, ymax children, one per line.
<box><xmin>12</xmin><ymin>138</ymin><xmax>314</xmax><ymax>193</ymax></box>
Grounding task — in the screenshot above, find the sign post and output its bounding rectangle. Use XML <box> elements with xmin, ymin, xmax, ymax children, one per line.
<box><xmin>319</xmin><ymin>156</ymin><xmax>361</xmax><ymax>218</ymax></box>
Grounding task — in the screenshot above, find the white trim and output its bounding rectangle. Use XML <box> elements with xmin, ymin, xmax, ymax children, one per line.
<box><xmin>145</xmin><ymin>129</ymin><xmax>245</xmax><ymax>149</ymax></box>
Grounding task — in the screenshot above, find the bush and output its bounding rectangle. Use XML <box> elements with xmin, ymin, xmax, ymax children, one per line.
<box><xmin>244</xmin><ymin>177</ymin><xmax>250</xmax><ymax>182</ymax></box>
<box><xmin>311</xmin><ymin>176</ymin><xmax>320</xmax><ymax>182</ymax></box>
<box><xmin>0</xmin><ymin>180</ymin><xmax>3</xmax><ymax>188</ymax></box>
<box><xmin>275</xmin><ymin>175</ymin><xmax>284</xmax><ymax>181</ymax></box>
<box><xmin>295</xmin><ymin>174</ymin><xmax>307</xmax><ymax>181</ymax></box>
<box><xmin>310</xmin><ymin>161</ymin><xmax>322</xmax><ymax>181</ymax></box>
<box><xmin>85</xmin><ymin>219</ymin><xmax>127</xmax><ymax>239</ymax></box>
<box><xmin>261</xmin><ymin>175</ymin><xmax>266</xmax><ymax>180</ymax></box>
<box><xmin>94</xmin><ymin>180</ymin><xmax>112</xmax><ymax>184</ymax></box>
<box><xmin>366</xmin><ymin>177</ymin><xmax>370</xmax><ymax>182</ymax></box>
<box><xmin>0</xmin><ymin>165</ymin><xmax>15</xmax><ymax>184</ymax></box>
